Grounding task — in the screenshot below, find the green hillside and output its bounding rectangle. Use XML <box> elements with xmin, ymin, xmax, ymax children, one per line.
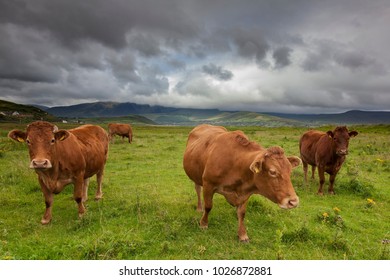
<box><xmin>143</xmin><ymin>110</ymin><xmax>302</xmax><ymax>126</ymax></box>
<box><xmin>46</xmin><ymin>101</ymin><xmax>300</xmax><ymax>126</ymax></box>
<box><xmin>80</xmin><ymin>115</ymin><xmax>158</xmax><ymax>125</ymax></box>
<box><xmin>0</xmin><ymin>99</ymin><xmax>57</xmax><ymax>122</ymax></box>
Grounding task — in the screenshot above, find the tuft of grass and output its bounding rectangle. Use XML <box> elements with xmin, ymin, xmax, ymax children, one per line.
<box><xmin>338</xmin><ymin>178</ymin><xmax>375</xmax><ymax>198</ymax></box>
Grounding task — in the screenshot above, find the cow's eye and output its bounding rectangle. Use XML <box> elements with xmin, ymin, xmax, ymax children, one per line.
<box><xmin>26</xmin><ymin>139</ymin><xmax>31</xmax><ymax>145</ymax></box>
<box><xmin>50</xmin><ymin>138</ymin><xmax>55</xmax><ymax>144</ymax></box>
<box><xmin>269</xmin><ymin>169</ymin><xmax>278</xmax><ymax>177</ymax></box>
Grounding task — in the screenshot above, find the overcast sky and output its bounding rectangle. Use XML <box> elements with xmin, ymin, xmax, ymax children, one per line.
<box><xmin>0</xmin><ymin>0</ymin><xmax>389</xmax><ymax>113</ymax></box>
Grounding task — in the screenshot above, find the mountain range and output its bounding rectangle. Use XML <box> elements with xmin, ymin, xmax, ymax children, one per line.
<box><xmin>45</xmin><ymin>101</ymin><xmax>389</xmax><ymax>126</ymax></box>
<box><xmin>2</xmin><ymin>99</ymin><xmax>389</xmax><ymax>126</ymax></box>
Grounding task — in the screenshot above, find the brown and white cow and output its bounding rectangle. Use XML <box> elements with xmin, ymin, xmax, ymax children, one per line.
<box><xmin>8</xmin><ymin>121</ymin><xmax>109</xmax><ymax>224</ymax></box>
<box><xmin>299</xmin><ymin>126</ymin><xmax>358</xmax><ymax>195</ymax></box>
<box><xmin>183</xmin><ymin>124</ymin><xmax>301</xmax><ymax>242</ymax></box>
<box><xmin>108</xmin><ymin>123</ymin><xmax>133</xmax><ymax>143</ymax></box>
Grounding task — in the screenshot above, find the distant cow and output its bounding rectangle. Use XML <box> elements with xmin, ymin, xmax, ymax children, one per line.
<box><xmin>299</xmin><ymin>126</ymin><xmax>358</xmax><ymax>195</ymax></box>
<box><xmin>108</xmin><ymin>123</ymin><xmax>133</xmax><ymax>143</ymax></box>
<box><xmin>183</xmin><ymin>124</ymin><xmax>301</xmax><ymax>242</ymax></box>
<box><xmin>8</xmin><ymin>121</ymin><xmax>109</xmax><ymax>224</ymax></box>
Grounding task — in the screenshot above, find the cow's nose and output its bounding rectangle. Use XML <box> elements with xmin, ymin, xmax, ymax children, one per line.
<box><xmin>337</xmin><ymin>149</ymin><xmax>348</xmax><ymax>155</ymax></box>
<box><xmin>288</xmin><ymin>196</ymin><xmax>299</xmax><ymax>208</ymax></box>
<box><xmin>30</xmin><ymin>159</ymin><xmax>52</xmax><ymax>169</ymax></box>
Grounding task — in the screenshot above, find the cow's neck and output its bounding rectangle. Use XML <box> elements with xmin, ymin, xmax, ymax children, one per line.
<box><xmin>35</xmin><ymin>158</ymin><xmax>61</xmax><ymax>188</ymax></box>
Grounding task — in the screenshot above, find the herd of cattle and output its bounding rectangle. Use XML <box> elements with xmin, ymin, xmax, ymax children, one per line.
<box><xmin>8</xmin><ymin>121</ymin><xmax>357</xmax><ymax>241</ymax></box>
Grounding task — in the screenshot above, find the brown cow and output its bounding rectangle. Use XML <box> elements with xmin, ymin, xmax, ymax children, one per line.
<box><xmin>8</xmin><ymin>121</ymin><xmax>109</xmax><ymax>224</ymax></box>
<box><xmin>299</xmin><ymin>126</ymin><xmax>358</xmax><ymax>195</ymax></box>
<box><xmin>183</xmin><ymin>124</ymin><xmax>301</xmax><ymax>242</ymax></box>
<box><xmin>108</xmin><ymin>123</ymin><xmax>133</xmax><ymax>143</ymax></box>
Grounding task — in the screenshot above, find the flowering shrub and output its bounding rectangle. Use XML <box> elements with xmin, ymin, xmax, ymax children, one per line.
<box><xmin>319</xmin><ymin>207</ymin><xmax>344</xmax><ymax>229</ymax></box>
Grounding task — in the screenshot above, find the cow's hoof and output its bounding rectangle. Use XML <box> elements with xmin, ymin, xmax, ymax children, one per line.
<box><xmin>199</xmin><ymin>223</ymin><xmax>208</xmax><ymax>230</ymax></box>
<box><xmin>328</xmin><ymin>191</ymin><xmax>335</xmax><ymax>195</ymax></box>
<box><xmin>41</xmin><ymin>218</ymin><xmax>51</xmax><ymax>225</ymax></box>
<box><xmin>317</xmin><ymin>192</ymin><xmax>324</xmax><ymax>196</ymax></box>
<box><xmin>239</xmin><ymin>236</ymin><xmax>250</xmax><ymax>243</ymax></box>
<box><xmin>95</xmin><ymin>193</ymin><xmax>103</xmax><ymax>200</ymax></box>
<box><xmin>78</xmin><ymin>212</ymin><xmax>85</xmax><ymax>219</ymax></box>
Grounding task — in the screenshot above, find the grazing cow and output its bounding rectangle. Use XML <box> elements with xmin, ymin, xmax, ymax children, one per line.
<box><xmin>108</xmin><ymin>123</ymin><xmax>133</xmax><ymax>143</ymax></box>
<box><xmin>183</xmin><ymin>124</ymin><xmax>301</xmax><ymax>242</ymax></box>
<box><xmin>8</xmin><ymin>121</ymin><xmax>109</xmax><ymax>224</ymax></box>
<box><xmin>299</xmin><ymin>126</ymin><xmax>358</xmax><ymax>195</ymax></box>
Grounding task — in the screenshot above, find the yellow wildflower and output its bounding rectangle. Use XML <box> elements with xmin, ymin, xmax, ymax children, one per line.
<box><xmin>322</xmin><ymin>212</ymin><xmax>329</xmax><ymax>218</ymax></box>
<box><xmin>333</xmin><ymin>207</ymin><xmax>341</xmax><ymax>213</ymax></box>
<box><xmin>367</xmin><ymin>198</ymin><xmax>376</xmax><ymax>205</ymax></box>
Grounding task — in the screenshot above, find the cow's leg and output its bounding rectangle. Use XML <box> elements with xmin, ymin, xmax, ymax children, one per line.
<box><xmin>200</xmin><ymin>184</ymin><xmax>214</xmax><ymax>229</ymax></box>
<box><xmin>82</xmin><ymin>178</ymin><xmax>90</xmax><ymax>202</ymax></box>
<box><xmin>74</xmin><ymin>177</ymin><xmax>86</xmax><ymax>218</ymax></box>
<box><xmin>195</xmin><ymin>184</ymin><xmax>202</xmax><ymax>212</ymax></box>
<box><xmin>237</xmin><ymin>200</ymin><xmax>249</xmax><ymax>242</ymax></box>
<box><xmin>317</xmin><ymin>165</ymin><xmax>326</xmax><ymax>195</ymax></box>
<box><xmin>311</xmin><ymin>165</ymin><xmax>316</xmax><ymax>180</ymax></box>
<box><xmin>95</xmin><ymin>170</ymin><xmax>104</xmax><ymax>200</ymax></box>
<box><xmin>302</xmin><ymin>161</ymin><xmax>308</xmax><ymax>184</ymax></box>
<box><xmin>328</xmin><ymin>173</ymin><xmax>337</xmax><ymax>195</ymax></box>
<box><xmin>39</xmin><ymin>179</ymin><xmax>53</xmax><ymax>225</ymax></box>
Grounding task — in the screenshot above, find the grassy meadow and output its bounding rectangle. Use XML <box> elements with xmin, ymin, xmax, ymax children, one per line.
<box><xmin>0</xmin><ymin>122</ymin><xmax>389</xmax><ymax>260</ymax></box>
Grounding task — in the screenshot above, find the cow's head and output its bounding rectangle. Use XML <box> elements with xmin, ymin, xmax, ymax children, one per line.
<box><xmin>327</xmin><ymin>126</ymin><xmax>358</xmax><ymax>156</ymax></box>
<box><xmin>8</xmin><ymin>121</ymin><xmax>70</xmax><ymax>170</ymax></box>
<box><xmin>250</xmin><ymin>146</ymin><xmax>301</xmax><ymax>209</ymax></box>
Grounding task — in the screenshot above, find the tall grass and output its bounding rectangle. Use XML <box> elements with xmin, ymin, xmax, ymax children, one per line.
<box><xmin>0</xmin><ymin>123</ymin><xmax>389</xmax><ymax>260</ymax></box>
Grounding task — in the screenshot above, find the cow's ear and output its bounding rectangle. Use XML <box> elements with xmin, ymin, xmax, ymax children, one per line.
<box><xmin>288</xmin><ymin>156</ymin><xmax>302</xmax><ymax>168</ymax></box>
<box><xmin>8</xmin><ymin>130</ymin><xmax>27</xmax><ymax>143</ymax></box>
<box><xmin>54</xmin><ymin>130</ymin><xmax>70</xmax><ymax>141</ymax></box>
<box><xmin>250</xmin><ymin>156</ymin><xmax>263</xmax><ymax>174</ymax></box>
<box><xmin>349</xmin><ymin>131</ymin><xmax>358</xmax><ymax>137</ymax></box>
<box><xmin>326</xmin><ymin>131</ymin><xmax>334</xmax><ymax>138</ymax></box>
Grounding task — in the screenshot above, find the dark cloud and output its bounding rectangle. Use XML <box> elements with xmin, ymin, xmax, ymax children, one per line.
<box><xmin>202</xmin><ymin>63</ymin><xmax>233</xmax><ymax>81</ymax></box>
<box><xmin>127</xmin><ymin>32</ymin><xmax>163</xmax><ymax>57</ymax></box>
<box><xmin>0</xmin><ymin>0</ymin><xmax>198</xmax><ymax>50</ymax></box>
<box><xmin>334</xmin><ymin>51</ymin><xmax>375</xmax><ymax>70</ymax></box>
<box><xmin>272</xmin><ymin>46</ymin><xmax>292</xmax><ymax>68</ymax></box>
<box><xmin>231</xmin><ymin>28</ymin><xmax>270</xmax><ymax>65</ymax></box>
<box><xmin>0</xmin><ymin>24</ymin><xmax>64</xmax><ymax>83</ymax></box>
<box><xmin>0</xmin><ymin>0</ymin><xmax>389</xmax><ymax>113</ymax></box>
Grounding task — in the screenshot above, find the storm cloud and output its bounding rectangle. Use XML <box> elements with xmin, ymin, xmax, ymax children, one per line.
<box><xmin>202</xmin><ymin>63</ymin><xmax>233</xmax><ymax>81</ymax></box>
<box><xmin>0</xmin><ymin>0</ymin><xmax>389</xmax><ymax>113</ymax></box>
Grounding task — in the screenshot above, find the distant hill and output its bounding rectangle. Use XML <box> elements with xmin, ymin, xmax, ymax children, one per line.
<box><xmin>142</xmin><ymin>110</ymin><xmax>302</xmax><ymax>126</ymax></box>
<box><xmin>0</xmin><ymin>99</ymin><xmax>57</xmax><ymax>122</ymax></box>
<box><xmin>268</xmin><ymin>110</ymin><xmax>390</xmax><ymax>125</ymax></box>
<box><xmin>46</xmin><ymin>101</ymin><xmax>301</xmax><ymax>126</ymax></box>
<box><xmin>45</xmin><ymin>101</ymin><xmax>390</xmax><ymax>126</ymax></box>
<box><xmin>46</xmin><ymin>101</ymin><xmax>221</xmax><ymax>118</ymax></box>
<box><xmin>4</xmin><ymin>99</ymin><xmax>389</xmax><ymax>126</ymax></box>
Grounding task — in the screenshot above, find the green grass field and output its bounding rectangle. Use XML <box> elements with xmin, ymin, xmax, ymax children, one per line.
<box><xmin>0</xmin><ymin>123</ymin><xmax>389</xmax><ymax>260</ymax></box>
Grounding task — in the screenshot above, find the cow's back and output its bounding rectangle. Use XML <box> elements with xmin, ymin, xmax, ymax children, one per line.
<box><xmin>108</xmin><ymin>123</ymin><xmax>131</xmax><ymax>135</ymax></box>
<box><xmin>183</xmin><ymin>124</ymin><xmax>227</xmax><ymax>185</ymax></box>
<box><xmin>299</xmin><ymin>130</ymin><xmax>327</xmax><ymax>166</ymax></box>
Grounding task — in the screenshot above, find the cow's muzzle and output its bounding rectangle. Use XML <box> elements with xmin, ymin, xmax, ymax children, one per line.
<box><xmin>30</xmin><ymin>159</ymin><xmax>52</xmax><ymax>169</ymax></box>
<box><xmin>337</xmin><ymin>149</ymin><xmax>348</xmax><ymax>156</ymax></box>
<box><xmin>279</xmin><ymin>196</ymin><xmax>299</xmax><ymax>209</ymax></box>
